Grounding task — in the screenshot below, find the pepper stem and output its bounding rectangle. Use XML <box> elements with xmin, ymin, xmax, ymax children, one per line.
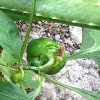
<box><xmin>40</xmin><ymin>53</ymin><xmax>55</xmax><ymax>73</ymax></box>
<box><xmin>52</xmin><ymin>56</ymin><xmax>63</xmax><ymax>67</ymax></box>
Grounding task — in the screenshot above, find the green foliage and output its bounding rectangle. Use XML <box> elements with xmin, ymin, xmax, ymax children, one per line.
<box><xmin>0</xmin><ymin>10</ymin><xmax>21</xmax><ymax>65</ymax></box>
<box><xmin>0</xmin><ymin>0</ymin><xmax>100</xmax><ymax>100</ymax></box>
<box><xmin>67</xmin><ymin>28</ymin><xmax>100</xmax><ymax>68</ymax></box>
<box><xmin>0</xmin><ymin>82</ymin><xmax>27</xmax><ymax>100</ymax></box>
<box><xmin>0</xmin><ymin>10</ymin><xmax>21</xmax><ymax>82</ymax></box>
<box><xmin>23</xmin><ymin>70</ymin><xmax>43</xmax><ymax>89</ymax></box>
<box><xmin>0</xmin><ymin>66</ymin><xmax>13</xmax><ymax>82</ymax></box>
<box><xmin>0</xmin><ymin>0</ymin><xmax>100</xmax><ymax>29</ymax></box>
<box><xmin>26</xmin><ymin>76</ymin><xmax>42</xmax><ymax>100</ymax></box>
<box><xmin>0</xmin><ymin>1</ymin><xmax>42</xmax><ymax>99</ymax></box>
<box><xmin>0</xmin><ymin>81</ymin><xmax>42</xmax><ymax>100</ymax></box>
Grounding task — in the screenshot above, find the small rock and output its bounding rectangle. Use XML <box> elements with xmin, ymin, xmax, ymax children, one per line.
<box><xmin>71</xmin><ymin>26</ymin><xmax>82</xmax><ymax>44</ymax></box>
<box><xmin>55</xmin><ymin>34</ymin><xmax>60</xmax><ymax>41</ymax></box>
<box><xmin>69</xmin><ymin>25</ymin><xmax>74</xmax><ymax>33</ymax></box>
<box><xmin>47</xmin><ymin>33</ymin><xmax>51</xmax><ymax>37</ymax></box>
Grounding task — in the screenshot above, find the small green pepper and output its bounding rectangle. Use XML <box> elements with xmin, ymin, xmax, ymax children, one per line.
<box><xmin>11</xmin><ymin>68</ymin><xmax>24</xmax><ymax>83</ymax></box>
<box><xmin>27</xmin><ymin>38</ymin><xmax>66</xmax><ymax>75</ymax></box>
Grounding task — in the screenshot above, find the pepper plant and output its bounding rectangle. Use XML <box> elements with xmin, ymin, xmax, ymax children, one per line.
<box><xmin>0</xmin><ymin>0</ymin><xmax>100</xmax><ymax>100</ymax></box>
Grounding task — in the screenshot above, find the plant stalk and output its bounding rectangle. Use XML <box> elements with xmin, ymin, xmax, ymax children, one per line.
<box><xmin>42</xmin><ymin>73</ymin><xmax>78</xmax><ymax>91</ymax></box>
<box><xmin>0</xmin><ymin>65</ymin><xmax>18</xmax><ymax>71</ymax></box>
<box><xmin>20</xmin><ymin>81</ymin><xmax>27</xmax><ymax>94</ymax></box>
<box><xmin>20</xmin><ymin>0</ymin><xmax>36</xmax><ymax>64</ymax></box>
<box><xmin>42</xmin><ymin>73</ymin><xmax>100</xmax><ymax>100</ymax></box>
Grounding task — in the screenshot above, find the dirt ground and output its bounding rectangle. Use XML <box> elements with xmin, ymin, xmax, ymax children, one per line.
<box><xmin>16</xmin><ymin>21</ymin><xmax>100</xmax><ymax>100</ymax></box>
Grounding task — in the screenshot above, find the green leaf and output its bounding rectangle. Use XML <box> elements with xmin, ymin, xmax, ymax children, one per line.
<box><xmin>67</xmin><ymin>28</ymin><xmax>100</xmax><ymax>68</ymax></box>
<box><xmin>0</xmin><ymin>10</ymin><xmax>21</xmax><ymax>65</ymax></box>
<box><xmin>80</xmin><ymin>29</ymin><xmax>95</xmax><ymax>50</ymax></box>
<box><xmin>0</xmin><ymin>67</ymin><xmax>13</xmax><ymax>82</ymax></box>
<box><xmin>22</xmin><ymin>70</ymin><xmax>43</xmax><ymax>89</ymax></box>
<box><xmin>0</xmin><ymin>82</ymin><xmax>27</xmax><ymax>100</ymax></box>
<box><xmin>43</xmin><ymin>74</ymin><xmax>100</xmax><ymax>100</ymax></box>
<box><xmin>0</xmin><ymin>0</ymin><xmax>100</xmax><ymax>29</ymax></box>
<box><xmin>0</xmin><ymin>81</ymin><xmax>42</xmax><ymax>100</ymax></box>
<box><xmin>83</xmin><ymin>0</ymin><xmax>100</xmax><ymax>4</ymax></box>
<box><xmin>26</xmin><ymin>76</ymin><xmax>42</xmax><ymax>100</ymax></box>
<box><xmin>1</xmin><ymin>50</ymin><xmax>17</xmax><ymax>65</ymax></box>
<box><xmin>0</xmin><ymin>58</ymin><xmax>14</xmax><ymax>82</ymax></box>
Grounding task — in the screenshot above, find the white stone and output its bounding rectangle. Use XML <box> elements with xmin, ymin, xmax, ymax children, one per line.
<box><xmin>71</xmin><ymin>26</ymin><xmax>82</xmax><ymax>44</ymax></box>
<box><xmin>55</xmin><ymin>34</ymin><xmax>60</xmax><ymax>41</ymax></box>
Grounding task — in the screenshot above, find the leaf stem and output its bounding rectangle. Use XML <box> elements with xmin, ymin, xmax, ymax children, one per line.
<box><xmin>42</xmin><ymin>73</ymin><xmax>99</xmax><ymax>100</ymax></box>
<box><xmin>20</xmin><ymin>81</ymin><xmax>27</xmax><ymax>94</ymax></box>
<box><xmin>42</xmin><ymin>73</ymin><xmax>78</xmax><ymax>91</ymax></box>
<box><xmin>20</xmin><ymin>0</ymin><xmax>36</xmax><ymax>63</ymax></box>
<box><xmin>0</xmin><ymin>65</ymin><xmax>18</xmax><ymax>71</ymax></box>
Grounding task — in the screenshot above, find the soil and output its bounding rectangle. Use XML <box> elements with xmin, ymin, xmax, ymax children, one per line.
<box><xmin>16</xmin><ymin>21</ymin><xmax>100</xmax><ymax>100</ymax></box>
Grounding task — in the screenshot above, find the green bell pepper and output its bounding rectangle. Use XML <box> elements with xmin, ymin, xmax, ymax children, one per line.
<box><xmin>27</xmin><ymin>38</ymin><xmax>66</xmax><ymax>75</ymax></box>
<box><xmin>11</xmin><ymin>68</ymin><xmax>24</xmax><ymax>83</ymax></box>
